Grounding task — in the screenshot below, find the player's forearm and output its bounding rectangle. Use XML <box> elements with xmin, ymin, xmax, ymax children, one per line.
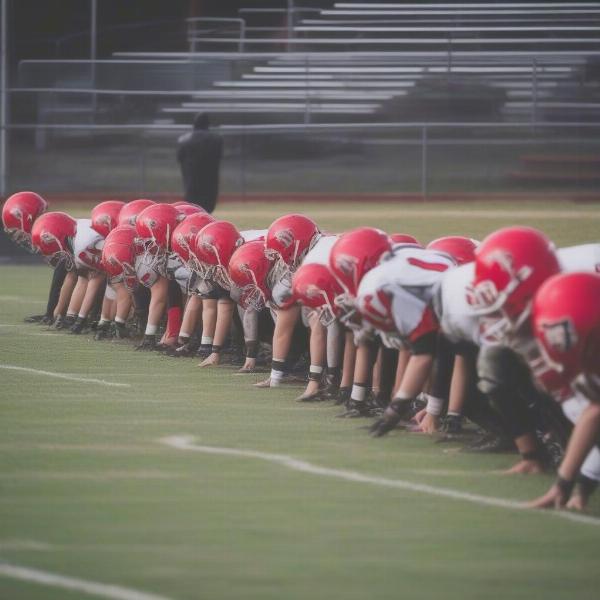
<box><xmin>179</xmin><ymin>295</ymin><xmax>202</xmax><ymax>339</ymax></box>
<box><xmin>54</xmin><ymin>270</ymin><xmax>78</xmax><ymax>317</ymax></box>
<box><xmin>270</xmin><ymin>305</ymin><xmax>300</xmax><ymax>384</ymax></box>
<box><xmin>558</xmin><ymin>402</ymin><xmax>600</xmax><ymax>482</ymax></box>
<box><xmin>271</xmin><ymin>305</ymin><xmax>300</xmax><ymax>363</ymax></box>
<box><xmin>77</xmin><ymin>274</ymin><xmax>105</xmax><ymax>319</ymax></box>
<box><xmin>395</xmin><ymin>354</ymin><xmax>434</xmax><ymax>399</ymax></box>
<box><xmin>448</xmin><ymin>354</ymin><xmax>469</xmax><ymax>415</ymax></box>
<box><xmin>66</xmin><ymin>275</ymin><xmax>88</xmax><ymax>316</ymax></box>
<box><xmin>114</xmin><ymin>282</ymin><xmax>132</xmax><ymax>322</ymax></box>
<box><xmin>212</xmin><ymin>299</ymin><xmax>234</xmax><ymax>348</ymax></box>
<box><xmin>201</xmin><ymin>298</ymin><xmax>217</xmax><ymax>342</ymax></box>
<box><xmin>145</xmin><ymin>277</ymin><xmax>168</xmax><ymax>334</ymax></box>
<box><xmin>340</xmin><ymin>331</ymin><xmax>356</xmax><ymax>388</ymax></box>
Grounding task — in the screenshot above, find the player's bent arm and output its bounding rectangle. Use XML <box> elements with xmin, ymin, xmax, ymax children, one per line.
<box><xmin>54</xmin><ymin>270</ymin><xmax>78</xmax><ymax>318</ymax></box>
<box><xmin>298</xmin><ymin>313</ymin><xmax>326</xmax><ymax>400</ymax></box>
<box><xmin>146</xmin><ymin>275</ymin><xmax>168</xmax><ymax>334</ymax></box>
<box><xmin>66</xmin><ymin>273</ymin><xmax>89</xmax><ymax>317</ymax></box>
<box><xmin>199</xmin><ymin>299</ymin><xmax>234</xmax><ymax>367</ymax></box>
<box><xmin>114</xmin><ymin>282</ymin><xmax>132</xmax><ymax>322</ymax></box>
<box><xmin>530</xmin><ymin>401</ymin><xmax>600</xmax><ymax>509</ymax></box>
<box><xmin>179</xmin><ymin>295</ymin><xmax>202</xmax><ymax>343</ymax></box>
<box><xmin>201</xmin><ymin>298</ymin><xmax>217</xmax><ymax>345</ymax></box>
<box><xmin>76</xmin><ymin>272</ymin><xmax>105</xmax><ymax>321</ymax></box>
<box><xmin>268</xmin><ymin>304</ymin><xmax>301</xmax><ymax>387</ymax></box>
<box><xmin>340</xmin><ymin>331</ymin><xmax>357</xmax><ymax>389</ymax></box>
<box><xmin>371</xmin><ymin>352</ymin><xmax>434</xmax><ymax>437</ymax></box>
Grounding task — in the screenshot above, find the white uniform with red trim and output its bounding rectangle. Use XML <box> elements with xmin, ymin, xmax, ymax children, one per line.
<box><xmin>558</xmin><ymin>244</ymin><xmax>600</xmax><ymax>274</ymax></box>
<box><xmin>356</xmin><ymin>247</ymin><xmax>454</xmax><ymax>343</ymax></box>
<box><xmin>73</xmin><ymin>219</ymin><xmax>104</xmax><ymax>271</ymax></box>
<box><xmin>436</xmin><ymin>262</ymin><xmax>480</xmax><ymax>346</ymax></box>
<box><xmin>134</xmin><ymin>254</ymin><xmax>163</xmax><ymax>288</ymax></box>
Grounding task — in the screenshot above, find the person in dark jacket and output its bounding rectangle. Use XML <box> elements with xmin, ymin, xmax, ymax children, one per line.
<box><xmin>176</xmin><ymin>113</ymin><xmax>223</xmax><ymax>213</ymax></box>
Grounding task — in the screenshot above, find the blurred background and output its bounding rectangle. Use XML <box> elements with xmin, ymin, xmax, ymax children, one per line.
<box><xmin>1</xmin><ymin>0</ymin><xmax>600</xmax><ymax>200</ymax></box>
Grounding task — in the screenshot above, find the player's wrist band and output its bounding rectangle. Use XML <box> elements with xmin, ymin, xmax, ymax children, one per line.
<box><xmin>245</xmin><ymin>340</ymin><xmax>258</xmax><ymax>359</ymax></box>
<box><xmin>424</xmin><ymin>394</ymin><xmax>444</xmax><ymax>416</ymax></box>
<box><xmin>556</xmin><ymin>475</ymin><xmax>576</xmax><ymax>498</ymax></box>
<box><xmin>576</xmin><ymin>474</ymin><xmax>599</xmax><ymax>497</ymax></box>
<box><xmin>211</xmin><ymin>345</ymin><xmax>222</xmax><ymax>354</ymax></box>
<box><xmin>520</xmin><ymin>450</ymin><xmax>543</xmax><ymax>463</ymax></box>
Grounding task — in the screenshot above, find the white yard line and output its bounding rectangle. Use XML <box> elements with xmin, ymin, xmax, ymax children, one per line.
<box><xmin>0</xmin><ymin>540</ymin><xmax>54</xmax><ymax>551</ymax></box>
<box><xmin>0</xmin><ymin>365</ymin><xmax>130</xmax><ymax>388</ymax></box>
<box><xmin>0</xmin><ymin>564</ymin><xmax>173</xmax><ymax>600</ymax></box>
<box><xmin>0</xmin><ymin>295</ymin><xmax>45</xmax><ymax>304</ymax></box>
<box><xmin>161</xmin><ymin>435</ymin><xmax>600</xmax><ymax>528</ymax></box>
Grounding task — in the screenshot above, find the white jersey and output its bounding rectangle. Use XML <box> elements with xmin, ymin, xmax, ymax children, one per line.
<box><xmin>135</xmin><ymin>254</ymin><xmax>161</xmax><ymax>288</ymax></box>
<box><xmin>436</xmin><ymin>262</ymin><xmax>480</xmax><ymax>346</ymax></box>
<box><xmin>357</xmin><ymin>248</ymin><xmax>454</xmax><ymax>343</ymax></box>
<box><xmin>558</xmin><ymin>244</ymin><xmax>600</xmax><ymax>274</ymax></box>
<box><xmin>241</xmin><ymin>229</ymin><xmax>267</xmax><ymax>243</ymax></box>
<box><xmin>73</xmin><ymin>219</ymin><xmax>104</xmax><ymax>271</ymax></box>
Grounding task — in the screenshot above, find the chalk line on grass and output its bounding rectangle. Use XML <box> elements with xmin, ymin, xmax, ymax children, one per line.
<box><xmin>0</xmin><ymin>295</ymin><xmax>45</xmax><ymax>305</ymax></box>
<box><xmin>0</xmin><ymin>364</ymin><xmax>130</xmax><ymax>388</ymax></box>
<box><xmin>161</xmin><ymin>435</ymin><xmax>600</xmax><ymax>528</ymax></box>
<box><xmin>0</xmin><ymin>564</ymin><xmax>173</xmax><ymax>600</ymax></box>
<box><xmin>0</xmin><ymin>540</ymin><xmax>53</xmax><ymax>551</ymax></box>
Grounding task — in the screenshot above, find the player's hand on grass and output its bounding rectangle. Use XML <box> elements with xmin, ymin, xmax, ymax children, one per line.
<box><xmin>528</xmin><ymin>475</ymin><xmax>576</xmax><ymax>510</ymax></box>
<box><xmin>415</xmin><ymin>412</ymin><xmax>439</xmax><ymax>434</ymax></box>
<box><xmin>237</xmin><ymin>357</ymin><xmax>257</xmax><ymax>373</ymax></box>
<box><xmin>504</xmin><ymin>459</ymin><xmax>544</xmax><ymax>475</ymax></box>
<box><xmin>254</xmin><ymin>377</ymin><xmax>272</xmax><ymax>388</ymax></box>
<box><xmin>23</xmin><ymin>314</ymin><xmax>46</xmax><ymax>324</ymax></box>
<box><xmin>135</xmin><ymin>334</ymin><xmax>156</xmax><ymax>351</ymax></box>
<box><xmin>199</xmin><ymin>352</ymin><xmax>220</xmax><ymax>367</ymax></box>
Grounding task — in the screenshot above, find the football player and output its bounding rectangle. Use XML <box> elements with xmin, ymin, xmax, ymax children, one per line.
<box><xmin>1</xmin><ymin>191</ymin><xmax>68</xmax><ymax>325</ymax></box>
<box><xmin>528</xmin><ymin>273</ymin><xmax>600</xmax><ymax>510</ymax></box>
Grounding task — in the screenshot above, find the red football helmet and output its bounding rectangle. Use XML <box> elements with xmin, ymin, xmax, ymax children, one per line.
<box><xmin>171</xmin><ymin>213</ymin><xmax>215</xmax><ymax>264</ymax></box>
<box><xmin>292</xmin><ymin>263</ymin><xmax>344</xmax><ymax>326</ymax></box>
<box><xmin>2</xmin><ymin>191</ymin><xmax>48</xmax><ymax>251</ymax></box>
<box><xmin>91</xmin><ymin>200</ymin><xmax>125</xmax><ymax>238</ymax></box>
<box><xmin>117</xmin><ymin>199</ymin><xmax>155</xmax><ymax>227</ymax></box>
<box><xmin>228</xmin><ymin>240</ymin><xmax>274</xmax><ymax>311</ymax></box>
<box><xmin>174</xmin><ymin>203</ymin><xmax>206</xmax><ymax>218</ymax></box>
<box><xmin>468</xmin><ymin>226</ymin><xmax>560</xmax><ymax>343</ymax></box>
<box><xmin>135</xmin><ymin>204</ymin><xmax>182</xmax><ymax>267</ymax></box>
<box><xmin>192</xmin><ymin>220</ymin><xmax>244</xmax><ymax>289</ymax></box>
<box><xmin>532</xmin><ymin>272</ymin><xmax>600</xmax><ymax>390</ymax></box>
<box><xmin>427</xmin><ymin>236</ymin><xmax>478</xmax><ymax>265</ymax></box>
<box><xmin>329</xmin><ymin>227</ymin><xmax>392</xmax><ymax>299</ymax></box>
<box><xmin>390</xmin><ymin>233</ymin><xmax>421</xmax><ymax>247</ymax></box>
<box><xmin>31</xmin><ymin>211</ymin><xmax>77</xmax><ymax>268</ymax></box>
<box><xmin>102</xmin><ymin>226</ymin><xmax>140</xmax><ymax>291</ymax></box>
<box><xmin>265</xmin><ymin>214</ymin><xmax>320</xmax><ymax>276</ymax></box>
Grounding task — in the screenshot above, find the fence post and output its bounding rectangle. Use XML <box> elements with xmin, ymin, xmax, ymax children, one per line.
<box><xmin>421</xmin><ymin>126</ymin><xmax>428</xmax><ymax>200</ymax></box>
<box><xmin>0</xmin><ymin>0</ymin><xmax>7</xmax><ymax>197</ymax></box>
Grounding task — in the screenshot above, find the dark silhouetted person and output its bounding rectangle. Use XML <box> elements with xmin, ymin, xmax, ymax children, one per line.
<box><xmin>176</xmin><ymin>113</ymin><xmax>223</xmax><ymax>213</ymax></box>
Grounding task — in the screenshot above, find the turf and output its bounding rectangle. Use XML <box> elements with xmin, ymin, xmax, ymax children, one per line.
<box><xmin>1</xmin><ymin>201</ymin><xmax>600</xmax><ymax>600</ymax></box>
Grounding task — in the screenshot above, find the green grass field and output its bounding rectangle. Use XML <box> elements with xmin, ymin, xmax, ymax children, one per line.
<box><xmin>1</xmin><ymin>201</ymin><xmax>600</xmax><ymax>600</ymax></box>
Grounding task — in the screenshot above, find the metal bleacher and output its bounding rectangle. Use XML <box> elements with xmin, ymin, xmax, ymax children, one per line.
<box><xmin>7</xmin><ymin>1</ymin><xmax>600</xmax><ymax>198</ymax></box>
<box><xmin>13</xmin><ymin>1</ymin><xmax>600</xmax><ymax>127</ymax></box>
